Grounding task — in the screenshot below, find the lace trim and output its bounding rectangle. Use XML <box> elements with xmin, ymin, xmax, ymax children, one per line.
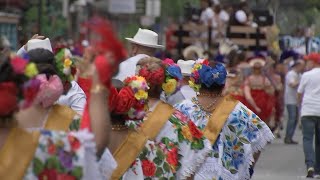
<box><xmin>179</xmin><ymin>138</ymin><xmax>212</xmax><ymax>180</ymax></box>
<box><xmin>251</xmin><ymin>123</ymin><xmax>274</xmax><ymax>153</ymax></box>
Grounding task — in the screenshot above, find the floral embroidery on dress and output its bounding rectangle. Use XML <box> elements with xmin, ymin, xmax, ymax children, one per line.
<box><xmin>128</xmin><ymin>138</ymin><xmax>180</xmax><ymax>180</ymax></box>
<box><xmin>175</xmin><ymin>99</ymin><xmax>274</xmax><ymax>180</ymax></box>
<box><xmin>169</xmin><ymin>110</ymin><xmax>206</xmax><ymax>150</ymax></box>
<box><xmin>29</xmin><ymin>130</ymin><xmax>85</xmax><ymax>180</ymax></box>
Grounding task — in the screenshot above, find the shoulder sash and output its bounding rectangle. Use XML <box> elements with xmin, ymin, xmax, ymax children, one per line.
<box><xmin>45</xmin><ymin>104</ymin><xmax>76</xmax><ymax>131</ymax></box>
<box><xmin>0</xmin><ymin>128</ymin><xmax>40</xmax><ymax>179</ymax></box>
<box><xmin>204</xmin><ymin>95</ymin><xmax>239</xmax><ymax>145</ymax></box>
<box><xmin>111</xmin><ymin>101</ymin><xmax>175</xmax><ymax>179</ymax></box>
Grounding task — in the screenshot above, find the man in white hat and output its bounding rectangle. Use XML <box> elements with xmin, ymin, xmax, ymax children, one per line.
<box><xmin>113</xmin><ymin>28</ymin><xmax>164</xmax><ymax>81</ymax></box>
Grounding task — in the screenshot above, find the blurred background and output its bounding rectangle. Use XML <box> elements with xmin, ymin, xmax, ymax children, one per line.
<box><xmin>1</xmin><ymin>0</ymin><xmax>320</xmax><ymax>52</ymax></box>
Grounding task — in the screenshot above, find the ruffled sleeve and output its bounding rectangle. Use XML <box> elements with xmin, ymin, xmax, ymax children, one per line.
<box><xmin>99</xmin><ymin>148</ymin><xmax>118</xmax><ymax>180</ymax></box>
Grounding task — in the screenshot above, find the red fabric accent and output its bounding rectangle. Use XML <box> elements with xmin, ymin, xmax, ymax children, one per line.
<box><xmin>231</xmin><ymin>94</ymin><xmax>246</xmax><ymax>104</ymax></box>
<box><xmin>77</xmin><ymin>77</ymin><xmax>92</xmax><ymax>98</ymax></box>
<box><xmin>243</xmin><ymin>89</ymin><xmax>274</xmax><ymax>123</ymax></box>
<box><xmin>0</xmin><ymin>82</ymin><xmax>18</xmax><ymax>116</ymax></box>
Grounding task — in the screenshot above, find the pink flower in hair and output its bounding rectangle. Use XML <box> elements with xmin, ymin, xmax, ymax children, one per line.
<box><xmin>34</xmin><ymin>74</ymin><xmax>63</xmax><ymax>108</ymax></box>
<box><xmin>163</xmin><ymin>58</ymin><xmax>175</xmax><ymax>66</ymax></box>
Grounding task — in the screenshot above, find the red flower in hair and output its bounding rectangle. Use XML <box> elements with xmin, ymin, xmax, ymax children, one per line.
<box><xmin>138</xmin><ymin>67</ymin><xmax>151</xmax><ymax>81</ymax></box>
<box><xmin>203</xmin><ymin>59</ymin><xmax>209</xmax><ymax>66</ymax></box>
<box><xmin>114</xmin><ymin>87</ymin><xmax>136</xmax><ymax>114</ymax></box>
<box><xmin>10</xmin><ymin>57</ymin><xmax>28</xmax><ymax>74</ymax></box>
<box><xmin>139</xmin><ymin>67</ymin><xmax>165</xmax><ymax>86</ymax></box>
<box><xmin>0</xmin><ymin>82</ymin><xmax>18</xmax><ymax>116</ymax></box>
<box><xmin>149</xmin><ymin>68</ymin><xmax>165</xmax><ymax>85</ymax></box>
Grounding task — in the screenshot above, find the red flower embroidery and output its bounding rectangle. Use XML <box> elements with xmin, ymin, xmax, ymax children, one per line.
<box><xmin>188</xmin><ymin>121</ymin><xmax>203</xmax><ymax>139</ymax></box>
<box><xmin>166</xmin><ymin>147</ymin><xmax>179</xmax><ymax>168</ymax></box>
<box><xmin>68</xmin><ymin>135</ymin><xmax>81</xmax><ymax>151</ymax></box>
<box><xmin>38</xmin><ymin>169</ymin><xmax>58</xmax><ymax>180</ymax></box>
<box><xmin>141</xmin><ymin>160</ymin><xmax>156</xmax><ymax>177</ymax></box>
<box><xmin>48</xmin><ymin>143</ymin><xmax>56</xmax><ymax>155</ymax></box>
<box><xmin>57</xmin><ymin>173</ymin><xmax>76</xmax><ymax>180</ymax></box>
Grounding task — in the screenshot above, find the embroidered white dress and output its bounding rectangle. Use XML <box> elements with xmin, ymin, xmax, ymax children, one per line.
<box><xmin>24</xmin><ymin>129</ymin><xmax>116</xmax><ymax>180</ymax></box>
<box><xmin>175</xmin><ymin>99</ymin><xmax>274</xmax><ymax>180</ymax></box>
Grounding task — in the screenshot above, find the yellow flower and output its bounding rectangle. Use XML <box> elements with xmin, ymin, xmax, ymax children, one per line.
<box><xmin>64</xmin><ymin>58</ymin><xmax>72</xmax><ymax>68</ymax></box>
<box><xmin>25</xmin><ymin>63</ymin><xmax>39</xmax><ymax>78</ymax></box>
<box><xmin>193</xmin><ymin>63</ymin><xmax>202</xmax><ymax>70</ymax></box>
<box><xmin>181</xmin><ymin>125</ymin><xmax>193</xmax><ymax>141</ymax></box>
<box><xmin>162</xmin><ymin>79</ymin><xmax>177</xmax><ymax>95</ymax></box>
<box><xmin>188</xmin><ymin>80</ymin><xmax>201</xmax><ymax>92</ymax></box>
<box><xmin>136</xmin><ymin>76</ymin><xmax>146</xmax><ymax>81</ymax></box>
<box><xmin>252</xmin><ymin>118</ymin><xmax>259</xmax><ymax>125</ymax></box>
<box><xmin>135</xmin><ymin>90</ymin><xmax>148</xmax><ymax>100</ymax></box>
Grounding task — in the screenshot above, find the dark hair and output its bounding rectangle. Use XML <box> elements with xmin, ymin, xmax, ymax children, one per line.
<box><xmin>27</xmin><ymin>48</ymin><xmax>57</xmax><ymax>77</ymax></box>
<box><xmin>0</xmin><ymin>55</ymin><xmax>27</xmax><ymax>123</ymax></box>
<box><xmin>201</xmin><ymin>83</ymin><xmax>225</xmax><ymax>94</ymax></box>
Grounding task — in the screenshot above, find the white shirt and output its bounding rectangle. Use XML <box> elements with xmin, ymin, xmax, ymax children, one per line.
<box><xmin>57</xmin><ymin>81</ymin><xmax>86</xmax><ymax>115</ymax></box>
<box><xmin>285</xmin><ymin>70</ymin><xmax>301</xmax><ymax>105</ymax></box>
<box><xmin>200</xmin><ymin>7</ymin><xmax>214</xmax><ymax>26</ymax></box>
<box><xmin>297</xmin><ymin>68</ymin><xmax>320</xmax><ymax>117</ymax></box>
<box><xmin>113</xmin><ymin>54</ymin><xmax>149</xmax><ymax>81</ymax></box>
<box><xmin>219</xmin><ymin>10</ymin><xmax>230</xmax><ymax>22</ymax></box>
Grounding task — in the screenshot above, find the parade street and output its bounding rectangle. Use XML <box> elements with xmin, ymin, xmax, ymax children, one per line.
<box><xmin>254</xmin><ymin>127</ymin><xmax>309</xmax><ymax>180</ymax></box>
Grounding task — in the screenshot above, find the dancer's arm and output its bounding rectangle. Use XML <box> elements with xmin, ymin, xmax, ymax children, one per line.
<box><xmin>89</xmin><ymin>67</ymin><xmax>111</xmax><ymax>156</ymax></box>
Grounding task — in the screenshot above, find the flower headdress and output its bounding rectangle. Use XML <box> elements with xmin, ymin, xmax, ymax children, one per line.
<box><xmin>112</xmin><ymin>76</ymin><xmax>149</xmax><ymax>130</ymax></box>
<box><xmin>189</xmin><ymin>59</ymin><xmax>227</xmax><ymax>92</ymax></box>
<box><xmin>55</xmin><ymin>48</ymin><xmax>76</xmax><ymax>82</ymax></box>
<box><xmin>0</xmin><ymin>56</ymin><xmax>40</xmax><ymax>118</ymax></box>
<box><xmin>162</xmin><ymin>58</ymin><xmax>183</xmax><ymax>96</ymax></box>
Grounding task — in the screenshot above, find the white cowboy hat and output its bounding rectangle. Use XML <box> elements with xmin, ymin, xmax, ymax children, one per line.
<box><xmin>177</xmin><ymin>60</ymin><xmax>195</xmax><ymax>76</ymax></box>
<box><xmin>249</xmin><ymin>57</ymin><xmax>266</xmax><ymax>67</ymax></box>
<box><xmin>125</xmin><ymin>28</ymin><xmax>163</xmax><ymax>49</ymax></box>
<box><xmin>219</xmin><ymin>40</ymin><xmax>238</xmax><ymax>55</ymax></box>
<box><xmin>27</xmin><ymin>38</ymin><xmax>53</xmax><ymax>52</ymax></box>
<box><xmin>183</xmin><ymin>45</ymin><xmax>204</xmax><ymax>59</ymax></box>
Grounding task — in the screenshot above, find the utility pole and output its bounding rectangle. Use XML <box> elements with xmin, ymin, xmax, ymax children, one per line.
<box><xmin>38</xmin><ymin>0</ymin><xmax>42</xmax><ymax>34</ymax></box>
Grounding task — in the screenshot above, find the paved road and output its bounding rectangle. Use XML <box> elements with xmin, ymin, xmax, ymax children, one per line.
<box><xmin>253</xmin><ymin>127</ymin><xmax>309</xmax><ymax>180</ymax></box>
